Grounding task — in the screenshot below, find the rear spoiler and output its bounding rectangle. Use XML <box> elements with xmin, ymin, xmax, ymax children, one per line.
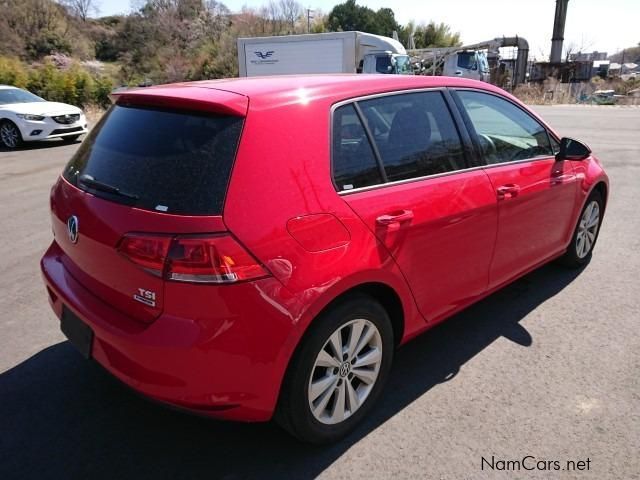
<box><xmin>111</xmin><ymin>85</ymin><xmax>249</xmax><ymax>117</ymax></box>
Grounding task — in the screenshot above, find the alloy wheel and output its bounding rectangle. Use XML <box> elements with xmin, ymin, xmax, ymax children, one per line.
<box><xmin>0</xmin><ymin>123</ymin><xmax>19</xmax><ymax>148</ymax></box>
<box><xmin>576</xmin><ymin>200</ymin><xmax>600</xmax><ymax>258</ymax></box>
<box><xmin>308</xmin><ymin>318</ymin><xmax>383</xmax><ymax>425</ymax></box>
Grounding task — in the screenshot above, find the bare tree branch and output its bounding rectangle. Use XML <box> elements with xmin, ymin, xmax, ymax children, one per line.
<box><xmin>62</xmin><ymin>0</ymin><xmax>100</xmax><ymax>22</ymax></box>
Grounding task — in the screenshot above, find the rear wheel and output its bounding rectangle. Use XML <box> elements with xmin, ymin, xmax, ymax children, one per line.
<box><xmin>559</xmin><ymin>190</ymin><xmax>603</xmax><ymax>268</ymax></box>
<box><xmin>0</xmin><ymin>120</ymin><xmax>23</xmax><ymax>149</ymax></box>
<box><xmin>276</xmin><ymin>295</ymin><xmax>394</xmax><ymax>444</ymax></box>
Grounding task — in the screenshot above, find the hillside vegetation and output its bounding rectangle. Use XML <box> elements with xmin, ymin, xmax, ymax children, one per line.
<box><xmin>609</xmin><ymin>45</ymin><xmax>640</xmax><ymax>65</ymax></box>
<box><xmin>2</xmin><ymin>0</ymin><xmax>636</xmax><ymax>108</ymax></box>
<box><xmin>0</xmin><ymin>0</ymin><xmax>464</xmax><ymax>106</ymax></box>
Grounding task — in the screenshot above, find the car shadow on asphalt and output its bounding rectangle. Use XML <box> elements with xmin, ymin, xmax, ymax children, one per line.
<box><xmin>0</xmin><ymin>263</ymin><xmax>585</xmax><ymax>480</ymax></box>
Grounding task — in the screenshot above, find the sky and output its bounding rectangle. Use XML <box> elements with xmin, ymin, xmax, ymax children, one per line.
<box><xmin>96</xmin><ymin>0</ymin><xmax>639</xmax><ymax>60</ymax></box>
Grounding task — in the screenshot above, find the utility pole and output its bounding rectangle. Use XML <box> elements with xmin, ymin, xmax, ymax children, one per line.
<box><xmin>307</xmin><ymin>8</ymin><xmax>313</xmax><ymax>33</ymax></box>
<box><xmin>550</xmin><ymin>0</ymin><xmax>569</xmax><ymax>63</ymax></box>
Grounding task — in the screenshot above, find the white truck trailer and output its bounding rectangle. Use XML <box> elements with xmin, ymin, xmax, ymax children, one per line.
<box><xmin>237</xmin><ymin>31</ymin><xmax>411</xmax><ymax>77</ymax></box>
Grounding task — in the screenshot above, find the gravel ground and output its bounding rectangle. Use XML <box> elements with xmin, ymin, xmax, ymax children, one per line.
<box><xmin>0</xmin><ymin>105</ymin><xmax>638</xmax><ymax>480</ymax></box>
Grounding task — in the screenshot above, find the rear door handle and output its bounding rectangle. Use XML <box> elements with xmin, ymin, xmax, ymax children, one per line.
<box><xmin>376</xmin><ymin>210</ymin><xmax>414</xmax><ymax>226</ymax></box>
<box><xmin>497</xmin><ymin>184</ymin><xmax>520</xmax><ymax>199</ymax></box>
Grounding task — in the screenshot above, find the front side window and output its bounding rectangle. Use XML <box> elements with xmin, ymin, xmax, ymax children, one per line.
<box><xmin>375</xmin><ymin>56</ymin><xmax>393</xmax><ymax>74</ymax></box>
<box><xmin>457</xmin><ymin>90</ymin><xmax>553</xmax><ymax>164</ymax></box>
<box><xmin>358</xmin><ymin>91</ymin><xmax>466</xmax><ymax>182</ymax></box>
<box><xmin>457</xmin><ymin>52</ymin><xmax>477</xmax><ymax>70</ymax></box>
<box><xmin>332</xmin><ymin>104</ymin><xmax>382</xmax><ymax>191</ymax></box>
<box><xmin>550</xmin><ymin>134</ymin><xmax>561</xmax><ymax>155</ymax></box>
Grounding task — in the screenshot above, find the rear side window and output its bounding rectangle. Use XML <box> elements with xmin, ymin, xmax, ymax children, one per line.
<box><xmin>332</xmin><ymin>104</ymin><xmax>382</xmax><ymax>191</ymax></box>
<box><xmin>359</xmin><ymin>91</ymin><xmax>466</xmax><ymax>182</ymax></box>
<box><xmin>63</xmin><ymin>105</ymin><xmax>243</xmax><ymax>215</ymax></box>
<box><xmin>457</xmin><ymin>91</ymin><xmax>553</xmax><ymax>164</ymax></box>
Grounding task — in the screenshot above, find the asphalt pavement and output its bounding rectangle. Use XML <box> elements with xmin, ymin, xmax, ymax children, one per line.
<box><xmin>0</xmin><ymin>105</ymin><xmax>638</xmax><ymax>479</ymax></box>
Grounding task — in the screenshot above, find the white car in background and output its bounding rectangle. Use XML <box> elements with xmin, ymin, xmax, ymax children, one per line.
<box><xmin>0</xmin><ymin>85</ymin><xmax>88</xmax><ymax>149</ymax></box>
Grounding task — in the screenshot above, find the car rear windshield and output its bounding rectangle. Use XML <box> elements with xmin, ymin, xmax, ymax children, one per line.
<box><xmin>62</xmin><ymin>105</ymin><xmax>244</xmax><ymax>215</ymax></box>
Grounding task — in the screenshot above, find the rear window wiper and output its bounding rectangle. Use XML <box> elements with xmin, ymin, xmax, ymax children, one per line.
<box><xmin>78</xmin><ymin>174</ymin><xmax>139</xmax><ymax>201</ymax></box>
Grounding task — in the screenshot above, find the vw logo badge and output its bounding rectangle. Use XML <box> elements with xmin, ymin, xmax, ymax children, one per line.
<box><xmin>67</xmin><ymin>215</ymin><xmax>79</xmax><ymax>244</ymax></box>
<box><xmin>339</xmin><ymin>362</ymin><xmax>351</xmax><ymax>378</ymax></box>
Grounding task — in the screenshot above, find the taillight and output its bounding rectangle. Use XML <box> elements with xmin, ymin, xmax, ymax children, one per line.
<box><xmin>118</xmin><ymin>233</ymin><xmax>269</xmax><ymax>284</ymax></box>
<box><xmin>117</xmin><ymin>234</ymin><xmax>172</xmax><ymax>276</ymax></box>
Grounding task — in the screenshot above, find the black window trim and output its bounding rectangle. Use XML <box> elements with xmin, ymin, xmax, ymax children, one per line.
<box><xmin>353</xmin><ymin>101</ymin><xmax>388</xmax><ymax>183</ymax></box>
<box><xmin>448</xmin><ymin>87</ymin><xmax>561</xmax><ymax>169</ymax></box>
<box><xmin>442</xmin><ymin>88</ymin><xmax>482</xmax><ymax>168</ymax></box>
<box><xmin>330</xmin><ymin>87</ymin><xmax>476</xmax><ymax>196</ymax></box>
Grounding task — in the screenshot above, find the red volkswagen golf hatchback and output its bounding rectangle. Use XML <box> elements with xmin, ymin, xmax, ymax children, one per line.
<box><xmin>41</xmin><ymin>75</ymin><xmax>608</xmax><ymax>443</ymax></box>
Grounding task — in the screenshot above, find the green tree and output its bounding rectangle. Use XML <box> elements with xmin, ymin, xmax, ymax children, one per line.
<box><xmin>327</xmin><ymin>0</ymin><xmax>398</xmax><ymax>36</ymax></box>
<box><xmin>418</xmin><ymin>21</ymin><xmax>461</xmax><ymax>48</ymax></box>
<box><xmin>397</xmin><ymin>20</ymin><xmax>415</xmax><ymax>48</ymax></box>
<box><xmin>373</xmin><ymin>8</ymin><xmax>398</xmax><ymax>37</ymax></box>
<box><xmin>399</xmin><ymin>20</ymin><xmax>461</xmax><ymax>50</ymax></box>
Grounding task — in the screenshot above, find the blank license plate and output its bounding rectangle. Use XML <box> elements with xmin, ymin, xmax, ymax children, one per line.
<box><xmin>60</xmin><ymin>306</ymin><xmax>93</xmax><ymax>359</ymax></box>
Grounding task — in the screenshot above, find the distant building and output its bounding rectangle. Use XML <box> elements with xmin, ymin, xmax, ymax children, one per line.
<box><xmin>568</xmin><ymin>51</ymin><xmax>608</xmax><ymax>62</ymax></box>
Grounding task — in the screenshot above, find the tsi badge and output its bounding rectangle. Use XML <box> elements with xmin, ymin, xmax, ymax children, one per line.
<box><xmin>134</xmin><ymin>288</ymin><xmax>156</xmax><ymax>307</ymax></box>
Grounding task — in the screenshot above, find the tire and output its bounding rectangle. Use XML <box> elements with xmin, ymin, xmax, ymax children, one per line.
<box><xmin>558</xmin><ymin>190</ymin><xmax>604</xmax><ymax>268</ymax></box>
<box><xmin>276</xmin><ymin>294</ymin><xmax>394</xmax><ymax>444</ymax></box>
<box><xmin>61</xmin><ymin>135</ymin><xmax>80</xmax><ymax>143</ymax></box>
<box><xmin>0</xmin><ymin>120</ymin><xmax>23</xmax><ymax>149</ymax></box>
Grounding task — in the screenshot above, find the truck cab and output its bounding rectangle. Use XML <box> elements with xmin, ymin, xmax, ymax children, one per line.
<box><xmin>361</xmin><ymin>52</ymin><xmax>412</xmax><ymax>74</ymax></box>
<box><xmin>443</xmin><ymin>50</ymin><xmax>490</xmax><ymax>81</ymax></box>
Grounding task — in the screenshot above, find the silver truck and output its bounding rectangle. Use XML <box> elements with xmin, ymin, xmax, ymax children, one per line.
<box><xmin>237</xmin><ymin>31</ymin><xmax>412</xmax><ymax>77</ymax></box>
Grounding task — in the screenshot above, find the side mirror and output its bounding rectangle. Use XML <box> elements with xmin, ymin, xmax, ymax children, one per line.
<box><xmin>556</xmin><ymin>137</ymin><xmax>591</xmax><ymax>161</ymax></box>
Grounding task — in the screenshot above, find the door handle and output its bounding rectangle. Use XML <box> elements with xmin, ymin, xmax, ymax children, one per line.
<box><xmin>550</xmin><ymin>170</ymin><xmax>571</xmax><ymax>184</ymax></box>
<box><xmin>376</xmin><ymin>210</ymin><xmax>414</xmax><ymax>226</ymax></box>
<box><xmin>496</xmin><ymin>184</ymin><xmax>520</xmax><ymax>199</ymax></box>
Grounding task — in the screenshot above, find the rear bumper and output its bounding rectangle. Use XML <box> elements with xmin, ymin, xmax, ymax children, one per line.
<box><xmin>41</xmin><ymin>241</ymin><xmax>297</xmax><ymax>422</ymax></box>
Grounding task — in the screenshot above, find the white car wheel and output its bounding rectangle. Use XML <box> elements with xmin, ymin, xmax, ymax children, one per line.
<box><xmin>0</xmin><ymin>121</ymin><xmax>22</xmax><ymax>149</ymax></box>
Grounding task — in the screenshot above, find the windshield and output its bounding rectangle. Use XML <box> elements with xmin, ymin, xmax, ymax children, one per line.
<box><xmin>0</xmin><ymin>88</ymin><xmax>45</xmax><ymax>105</ymax></box>
<box><xmin>375</xmin><ymin>55</ymin><xmax>413</xmax><ymax>75</ymax></box>
<box><xmin>478</xmin><ymin>52</ymin><xmax>489</xmax><ymax>73</ymax></box>
<box><xmin>394</xmin><ymin>55</ymin><xmax>412</xmax><ymax>75</ymax></box>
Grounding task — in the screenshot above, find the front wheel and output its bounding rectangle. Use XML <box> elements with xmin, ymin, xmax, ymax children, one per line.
<box><xmin>0</xmin><ymin>120</ymin><xmax>23</xmax><ymax>149</ymax></box>
<box><xmin>276</xmin><ymin>295</ymin><xmax>394</xmax><ymax>444</ymax></box>
<box><xmin>559</xmin><ymin>190</ymin><xmax>603</xmax><ymax>268</ymax></box>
